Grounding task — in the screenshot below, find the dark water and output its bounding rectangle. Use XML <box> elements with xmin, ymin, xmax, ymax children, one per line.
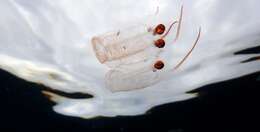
<box><xmin>0</xmin><ymin>69</ymin><xmax>259</xmax><ymax>132</ymax></box>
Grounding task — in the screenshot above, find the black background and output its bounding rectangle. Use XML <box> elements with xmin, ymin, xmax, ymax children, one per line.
<box><xmin>0</xmin><ymin>69</ymin><xmax>259</xmax><ymax>132</ymax></box>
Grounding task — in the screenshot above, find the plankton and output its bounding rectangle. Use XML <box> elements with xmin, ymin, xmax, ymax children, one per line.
<box><xmin>91</xmin><ymin>6</ymin><xmax>201</xmax><ymax>92</ymax></box>
<box><xmin>91</xmin><ymin>10</ymin><xmax>178</xmax><ymax>68</ymax></box>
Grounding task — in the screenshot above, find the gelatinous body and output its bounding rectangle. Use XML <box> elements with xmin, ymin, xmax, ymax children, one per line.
<box><xmin>91</xmin><ymin>6</ymin><xmax>199</xmax><ymax>92</ymax></box>
<box><xmin>104</xmin><ymin>46</ymin><xmax>161</xmax><ymax>68</ymax></box>
<box><xmin>92</xmin><ymin>24</ymin><xmax>166</xmax><ymax>91</ymax></box>
<box><xmin>91</xmin><ymin>25</ymin><xmax>161</xmax><ymax>64</ymax></box>
<box><xmin>92</xmin><ymin>22</ymin><xmax>174</xmax><ymax>91</ymax></box>
<box><xmin>106</xmin><ymin>64</ymin><xmax>163</xmax><ymax>91</ymax></box>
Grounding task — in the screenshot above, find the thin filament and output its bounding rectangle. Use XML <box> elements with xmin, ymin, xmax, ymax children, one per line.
<box><xmin>161</xmin><ymin>21</ymin><xmax>178</xmax><ymax>39</ymax></box>
<box><xmin>174</xmin><ymin>5</ymin><xmax>183</xmax><ymax>42</ymax></box>
<box><xmin>173</xmin><ymin>27</ymin><xmax>201</xmax><ymax>70</ymax></box>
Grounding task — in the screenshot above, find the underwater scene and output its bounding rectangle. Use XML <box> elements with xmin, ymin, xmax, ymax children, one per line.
<box><xmin>0</xmin><ymin>0</ymin><xmax>259</xmax><ymax>131</ymax></box>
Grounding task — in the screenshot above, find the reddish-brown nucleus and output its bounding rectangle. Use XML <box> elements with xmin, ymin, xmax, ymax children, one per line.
<box><xmin>154</xmin><ymin>60</ymin><xmax>164</xmax><ymax>70</ymax></box>
<box><xmin>154</xmin><ymin>39</ymin><xmax>165</xmax><ymax>48</ymax></box>
<box><xmin>154</xmin><ymin>24</ymin><xmax>165</xmax><ymax>35</ymax></box>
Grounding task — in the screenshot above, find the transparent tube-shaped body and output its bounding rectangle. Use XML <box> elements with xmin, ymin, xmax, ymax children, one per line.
<box><xmin>91</xmin><ymin>25</ymin><xmax>162</xmax><ymax>67</ymax></box>
<box><xmin>105</xmin><ymin>46</ymin><xmax>162</xmax><ymax>68</ymax></box>
<box><xmin>105</xmin><ymin>61</ymin><xmax>163</xmax><ymax>92</ymax></box>
<box><xmin>91</xmin><ymin>24</ymin><xmax>167</xmax><ymax>91</ymax></box>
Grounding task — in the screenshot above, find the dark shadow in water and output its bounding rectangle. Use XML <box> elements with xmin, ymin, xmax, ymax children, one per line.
<box><xmin>0</xmin><ymin>69</ymin><xmax>259</xmax><ymax>132</ymax></box>
<box><xmin>235</xmin><ymin>45</ymin><xmax>260</xmax><ymax>55</ymax></box>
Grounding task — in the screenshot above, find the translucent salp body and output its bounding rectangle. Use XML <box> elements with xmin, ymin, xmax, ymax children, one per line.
<box><xmin>91</xmin><ymin>25</ymin><xmax>162</xmax><ymax>67</ymax></box>
<box><xmin>105</xmin><ymin>46</ymin><xmax>162</xmax><ymax>68</ymax></box>
<box><xmin>106</xmin><ymin>63</ymin><xmax>163</xmax><ymax>92</ymax></box>
<box><xmin>91</xmin><ymin>6</ymin><xmax>200</xmax><ymax>92</ymax></box>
